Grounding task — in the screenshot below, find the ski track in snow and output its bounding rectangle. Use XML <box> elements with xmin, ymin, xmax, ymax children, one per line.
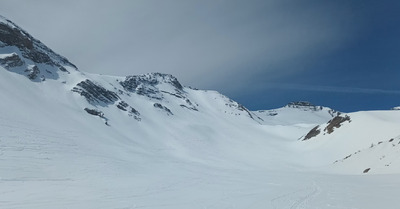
<box><xmin>271</xmin><ymin>181</ymin><xmax>320</xmax><ymax>209</ymax></box>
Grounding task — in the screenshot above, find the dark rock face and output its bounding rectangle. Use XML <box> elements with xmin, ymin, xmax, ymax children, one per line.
<box><xmin>25</xmin><ymin>65</ymin><xmax>40</xmax><ymax>80</ymax></box>
<box><xmin>116</xmin><ymin>101</ymin><xmax>141</xmax><ymax>121</ymax></box>
<box><xmin>154</xmin><ymin>103</ymin><xmax>173</xmax><ymax>115</ymax></box>
<box><xmin>0</xmin><ymin>16</ymin><xmax>77</xmax><ymax>81</ymax></box>
<box><xmin>84</xmin><ymin>108</ymin><xmax>104</xmax><ymax>117</ymax></box>
<box><xmin>286</xmin><ymin>101</ymin><xmax>322</xmax><ymax>111</ymax></box>
<box><xmin>117</xmin><ymin>101</ymin><xmax>129</xmax><ymax>111</ymax></box>
<box><xmin>180</xmin><ymin>98</ymin><xmax>198</xmax><ymax>111</ymax></box>
<box><xmin>287</xmin><ymin>101</ymin><xmax>315</xmax><ymax>107</ymax></box>
<box><xmin>324</xmin><ymin>115</ymin><xmax>351</xmax><ymax>134</ymax></box>
<box><xmin>0</xmin><ymin>22</ymin><xmax>33</xmax><ymax>50</ymax></box>
<box><xmin>301</xmin><ymin>114</ymin><xmax>351</xmax><ymax>141</ymax></box>
<box><xmin>302</xmin><ymin>125</ymin><xmax>321</xmax><ymax>141</ymax></box>
<box><xmin>119</xmin><ymin>73</ymin><xmax>183</xmax><ymax>99</ymax></box>
<box><xmin>0</xmin><ymin>20</ymin><xmax>76</xmax><ymax>68</ymax></box>
<box><xmin>72</xmin><ymin>79</ymin><xmax>120</xmax><ymax>105</ymax></box>
<box><xmin>0</xmin><ymin>53</ymin><xmax>24</xmax><ymax>68</ymax></box>
<box><xmin>128</xmin><ymin>107</ymin><xmax>141</xmax><ymax>121</ymax></box>
<box><xmin>363</xmin><ymin>168</ymin><xmax>371</xmax><ymax>174</ymax></box>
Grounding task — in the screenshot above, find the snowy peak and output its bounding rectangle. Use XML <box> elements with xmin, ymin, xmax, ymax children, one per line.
<box><xmin>0</xmin><ymin>15</ymin><xmax>77</xmax><ymax>81</ymax></box>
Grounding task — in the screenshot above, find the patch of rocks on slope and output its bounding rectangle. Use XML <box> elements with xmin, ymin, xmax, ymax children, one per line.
<box><xmin>301</xmin><ymin>114</ymin><xmax>351</xmax><ymax>141</ymax></box>
<box><xmin>72</xmin><ymin>79</ymin><xmax>142</xmax><ymax>123</ymax></box>
<box><xmin>119</xmin><ymin>73</ymin><xmax>198</xmax><ymax>112</ymax></box>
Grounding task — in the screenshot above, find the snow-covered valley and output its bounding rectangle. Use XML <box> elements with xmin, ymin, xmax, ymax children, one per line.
<box><xmin>1</xmin><ymin>15</ymin><xmax>400</xmax><ymax>209</ymax></box>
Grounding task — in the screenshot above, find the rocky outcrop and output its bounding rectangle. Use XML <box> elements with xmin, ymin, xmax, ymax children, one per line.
<box><xmin>302</xmin><ymin>125</ymin><xmax>321</xmax><ymax>141</ymax></box>
<box><xmin>72</xmin><ymin>79</ymin><xmax>120</xmax><ymax>105</ymax></box>
<box><xmin>0</xmin><ymin>18</ymin><xmax>76</xmax><ymax>68</ymax></box>
<box><xmin>25</xmin><ymin>65</ymin><xmax>40</xmax><ymax>80</ymax></box>
<box><xmin>154</xmin><ymin>103</ymin><xmax>173</xmax><ymax>115</ymax></box>
<box><xmin>301</xmin><ymin>115</ymin><xmax>351</xmax><ymax>140</ymax></box>
<box><xmin>324</xmin><ymin>115</ymin><xmax>351</xmax><ymax>134</ymax></box>
<box><xmin>286</xmin><ymin>101</ymin><xmax>340</xmax><ymax>117</ymax></box>
<box><xmin>286</xmin><ymin>101</ymin><xmax>318</xmax><ymax>109</ymax></box>
<box><xmin>0</xmin><ymin>53</ymin><xmax>24</xmax><ymax>68</ymax></box>
<box><xmin>84</xmin><ymin>108</ymin><xmax>104</xmax><ymax>117</ymax></box>
<box><xmin>116</xmin><ymin>101</ymin><xmax>141</xmax><ymax>121</ymax></box>
<box><xmin>116</xmin><ymin>101</ymin><xmax>129</xmax><ymax>111</ymax></box>
<box><xmin>0</xmin><ymin>15</ymin><xmax>77</xmax><ymax>81</ymax></box>
<box><xmin>119</xmin><ymin>73</ymin><xmax>183</xmax><ymax>100</ymax></box>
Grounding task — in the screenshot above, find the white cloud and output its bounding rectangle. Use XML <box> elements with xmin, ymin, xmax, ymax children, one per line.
<box><xmin>267</xmin><ymin>83</ymin><xmax>400</xmax><ymax>95</ymax></box>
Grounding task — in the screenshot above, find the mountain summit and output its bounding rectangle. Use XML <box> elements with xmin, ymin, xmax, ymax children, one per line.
<box><xmin>0</xmin><ymin>15</ymin><xmax>76</xmax><ymax>81</ymax></box>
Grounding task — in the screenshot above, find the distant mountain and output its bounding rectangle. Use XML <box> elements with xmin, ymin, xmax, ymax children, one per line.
<box><xmin>254</xmin><ymin>101</ymin><xmax>340</xmax><ymax>125</ymax></box>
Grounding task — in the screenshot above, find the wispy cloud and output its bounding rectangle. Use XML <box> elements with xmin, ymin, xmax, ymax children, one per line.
<box><xmin>269</xmin><ymin>83</ymin><xmax>400</xmax><ymax>95</ymax></box>
<box><xmin>0</xmin><ymin>0</ymin><xmax>364</xmax><ymax>89</ymax></box>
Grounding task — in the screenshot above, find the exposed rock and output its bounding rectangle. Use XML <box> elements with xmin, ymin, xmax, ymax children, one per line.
<box><xmin>72</xmin><ymin>79</ymin><xmax>120</xmax><ymax>105</ymax></box>
<box><xmin>117</xmin><ymin>101</ymin><xmax>129</xmax><ymax>111</ymax></box>
<box><xmin>128</xmin><ymin>107</ymin><xmax>141</xmax><ymax>121</ymax></box>
<box><xmin>0</xmin><ymin>20</ymin><xmax>76</xmax><ymax>68</ymax></box>
<box><xmin>119</xmin><ymin>73</ymin><xmax>183</xmax><ymax>100</ymax></box>
<box><xmin>180</xmin><ymin>104</ymin><xmax>198</xmax><ymax>111</ymax></box>
<box><xmin>302</xmin><ymin>125</ymin><xmax>321</xmax><ymax>141</ymax></box>
<box><xmin>301</xmin><ymin>114</ymin><xmax>351</xmax><ymax>141</ymax></box>
<box><xmin>324</xmin><ymin>115</ymin><xmax>351</xmax><ymax>134</ymax></box>
<box><xmin>25</xmin><ymin>65</ymin><xmax>40</xmax><ymax>80</ymax></box>
<box><xmin>363</xmin><ymin>168</ymin><xmax>371</xmax><ymax>174</ymax></box>
<box><xmin>84</xmin><ymin>108</ymin><xmax>104</xmax><ymax>117</ymax></box>
<box><xmin>116</xmin><ymin>101</ymin><xmax>141</xmax><ymax>121</ymax></box>
<box><xmin>287</xmin><ymin>101</ymin><xmax>317</xmax><ymax>108</ymax></box>
<box><xmin>0</xmin><ymin>16</ymin><xmax>77</xmax><ymax>82</ymax></box>
<box><xmin>153</xmin><ymin>103</ymin><xmax>173</xmax><ymax>115</ymax></box>
<box><xmin>0</xmin><ymin>53</ymin><xmax>24</xmax><ymax>68</ymax></box>
<box><xmin>286</xmin><ymin>101</ymin><xmax>340</xmax><ymax>117</ymax></box>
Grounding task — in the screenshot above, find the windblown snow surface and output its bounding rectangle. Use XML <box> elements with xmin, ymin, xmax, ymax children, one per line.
<box><xmin>2</xmin><ymin>15</ymin><xmax>400</xmax><ymax>209</ymax></box>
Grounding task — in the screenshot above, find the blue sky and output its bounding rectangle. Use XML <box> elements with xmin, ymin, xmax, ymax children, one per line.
<box><xmin>233</xmin><ymin>0</ymin><xmax>400</xmax><ymax>112</ymax></box>
<box><xmin>1</xmin><ymin>0</ymin><xmax>399</xmax><ymax>112</ymax></box>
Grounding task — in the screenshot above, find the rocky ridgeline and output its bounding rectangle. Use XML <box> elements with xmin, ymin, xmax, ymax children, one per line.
<box><xmin>119</xmin><ymin>73</ymin><xmax>183</xmax><ymax>100</ymax></box>
<box><xmin>72</xmin><ymin>73</ymin><xmax>198</xmax><ymax>124</ymax></box>
<box><xmin>0</xmin><ymin>15</ymin><xmax>76</xmax><ymax>81</ymax></box>
<box><xmin>286</xmin><ymin>101</ymin><xmax>340</xmax><ymax>117</ymax></box>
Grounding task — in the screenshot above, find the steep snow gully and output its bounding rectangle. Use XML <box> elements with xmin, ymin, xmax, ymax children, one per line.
<box><xmin>1</xmin><ymin>15</ymin><xmax>400</xmax><ymax>209</ymax></box>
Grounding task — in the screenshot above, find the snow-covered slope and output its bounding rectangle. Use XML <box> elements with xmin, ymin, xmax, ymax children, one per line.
<box><xmin>298</xmin><ymin>111</ymin><xmax>400</xmax><ymax>174</ymax></box>
<box><xmin>2</xmin><ymin>15</ymin><xmax>400</xmax><ymax>209</ymax></box>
